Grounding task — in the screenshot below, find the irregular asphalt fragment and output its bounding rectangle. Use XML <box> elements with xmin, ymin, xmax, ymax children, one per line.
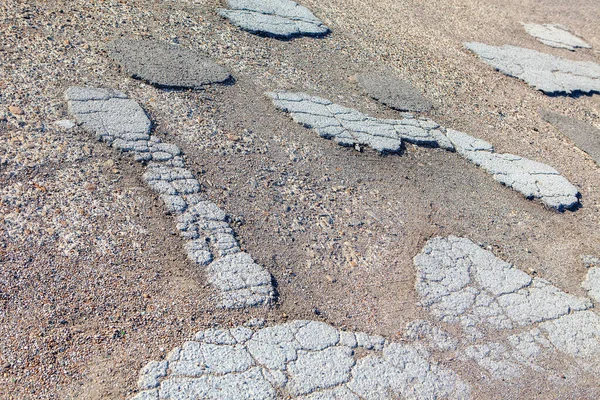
<box><xmin>465</xmin><ymin>42</ymin><xmax>600</xmax><ymax>95</ymax></box>
<box><xmin>523</xmin><ymin>23</ymin><xmax>591</xmax><ymax>51</ymax></box>
<box><xmin>415</xmin><ymin>236</ymin><xmax>600</xmax><ymax>379</ymax></box>
<box><xmin>218</xmin><ymin>0</ymin><xmax>330</xmax><ymax>39</ymax></box>
<box><xmin>130</xmin><ymin>320</ymin><xmax>470</xmax><ymax>399</ymax></box>
<box><xmin>107</xmin><ymin>39</ymin><xmax>232</xmax><ymax>89</ymax></box>
<box><xmin>66</xmin><ymin>87</ymin><xmax>274</xmax><ymax>309</ymax></box>
<box><xmin>267</xmin><ymin>91</ymin><xmax>580</xmax><ymax>210</ymax></box>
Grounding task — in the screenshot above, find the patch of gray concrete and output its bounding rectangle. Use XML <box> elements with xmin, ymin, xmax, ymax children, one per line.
<box><xmin>218</xmin><ymin>0</ymin><xmax>330</xmax><ymax>39</ymax></box>
<box><xmin>523</xmin><ymin>24</ymin><xmax>591</xmax><ymax>51</ymax></box>
<box><xmin>268</xmin><ymin>91</ymin><xmax>580</xmax><ymax>210</ymax></box>
<box><xmin>107</xmin><ymin>39</ymin><xmax>231</xmax><ymax>88</ymax></box>
<box><xmin>355</xmin><ymin>70</ymin><xmax>433</xmax><ymax>112</ymax></box>
<box><xmin>446</xmin><ymin>129</ymin><xmax>580</xmax><ymax>211</ymax></box>
<box><xmin>465</xmin><ymin>42</ymin><xmax>600</xmax><ymax>95</ymax></box>
<box><xmin>65</xmin><ymin>87</ymin><xmax>273</xmax><ymax>308</ymax></box>
<box><xmin>266</xmin><ymin>91</ymin><xmax>452</xmax><ymax>153</ymax></box>
<box><xmin>414</xmin><ymin>236</ymin><xmax>600</xmax><ymax>379</ymax></box>
<box><xmin>129</xmin><ymin>321</ymin><xmax>470</xmax><ymax>399</ymax></box>
<box><xmin>540</xmin><ymin>109</ymin><xmax>600</xmax><ymax>165</ymax></box>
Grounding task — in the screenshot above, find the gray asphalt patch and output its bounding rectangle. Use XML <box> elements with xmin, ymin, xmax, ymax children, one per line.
<box><xmin>540</xmin><ymin>109</ymin><xmax>600</xmax><ymax>165</ymax></box>
<box><xmin>355</xmin><ymin>70</ymin><xmax>433</xmax><ymax>112</ymax></box>
<box><xmin>107</xmin><ymin>39</ymin><xmax>231</xmax><ymax>88</ymax></box>
<box><xmin>218</xmin><ymin>0</ymin><xmax>330</xmax><ymax>39</ymax></box>
<box><xmin>415</xmin><ymin>236</ymin><xmax>600</xmax><ymax>379</ymax></box>
<box><xmin>268</xmin><ymin>91</ymin><xmax>580</xmax><ymax>210</ymax></box>
<box><xmin>266</xmin><ymin>91</ymin><xmax>451</xmax><ymax>153</ymax></box>
<box><xmin>66</xmin><ymin>87</ymin><xmax>274</xmax><ymax>309</ymax></box>
<box><xmin>130</xmin><ymin>320</ymin><xmax>470</xmax><ymax>399</ymax></box>
<box><xmin>523</xmin><ymin>24</ymin><xmax>591</xmax><ymax>51</ymax></box>
<box><xmin>446</xmin><ymin>129</ymin><xmax>580</xmax><ymax>211</ymax></box>
<box><xmin>465</xmin><ymin>42</ymin><xmax>600</xmax><ymax>95</ymax></box>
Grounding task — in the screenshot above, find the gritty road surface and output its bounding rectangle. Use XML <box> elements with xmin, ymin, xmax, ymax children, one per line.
<box><xmin>1</xmin><ymin>0</ymin><xmax>600</xmax><ymax>398</ymax></box>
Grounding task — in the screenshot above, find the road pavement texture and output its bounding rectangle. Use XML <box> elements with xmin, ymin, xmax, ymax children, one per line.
<box><xmin>65</xmin><ymin>87</ymin><xmax>274</xmax><ymax>309</ymax></box>
<box><xmin>2</xmin><ymin>0</ymin><xmax>600</xmax><ymax>398</ymax></box>
<box><xmin>107</xmin><ymin>39</ymin><xmax>232</xmax><ymax>89</ymax></box>
<box><xmin>218</xmin><ymin>0</ymin><xmax>330</xmax><ymax>39</ymax></box>
<box><xmin>355</xmin><ymin>70</ymin><xmax>433</xmax><ymax>112</ymax></box>
<box><xmin>466</xmin><ymin>42</ymin><xmax>600</xmax><ymax>95</ymax></box>
<box><xmin>523</xmin><ymin>23</ymin><xmax>591</xmax><ymax>51</ymax></box>
<box><xmin>540</xmin><ymin>109</ymin><xmax>600</xmax><ymax>166</ymax></box>
<box><xmin>267</xmin><ymin>91</ymin><xmax>579</xmax><ymax>210</ymax></box>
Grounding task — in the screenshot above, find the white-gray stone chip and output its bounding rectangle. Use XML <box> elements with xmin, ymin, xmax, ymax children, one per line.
<box><xmin>268</xmin><ymin>91</ymin><xmax>580</xmax><ymax>210</ymax></box>
<box><xmin>66</xmin><ymin>87</ymin><xmax>273</xmax><ymax>309</ymax></box>
<box><xmin>130</xmin><ymin>320</ymin><xmax>470</xmax><ymax>399</ymax></box>
<box><xmin>465</xmin><ymin>42</ymin><xmax>600</xmax><ymax>95</ymax></box>
<box><xmin>523</xmin><ymin>23</ymin><xmax>591</xmax><ymax>51</ymax></box>
<box><xmin>218</xmin><ymin>0</ymin><xmax>330</xmax><ymax>39</ymax></box>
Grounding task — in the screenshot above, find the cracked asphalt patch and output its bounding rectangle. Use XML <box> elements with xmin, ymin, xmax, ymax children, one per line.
<box><xmin>523</xmin><ymin>23</ymin><xmax>591</xmax><ymax>51</ymax></box>
<box><xmin>130</xmin><ymin>320</ymin><xmax>470</xmax><ymax>399</ymax></box>
<box><xmin>107</xmin><ymin>39</ymin><xmax>232</xmax><ymax>89</ymax></box>
<box><xmin>415</xmin><ymin>236</ymin><xmax>600</xmax><ymax>380</ymax></box>
<box><xmin>267</xmin><ymin>91</ymin><xmax>452</xmax><ymax>153</ymax></box>
<box><xmin>268</xmin><ymin>91</ymin><xmax>580</xmax><ymax>210</ymax></box>
<box><xmin>218</xmin><ymin>0</ymin><xmax>330</xmax><ymax>39</ymax></box>
<box><xmin>465</xmin><ymin>42</ymin><xmax>600</xmax><ymax>95</ymax></box>
<box><xmin>66</xmin><ymin>87</ymin><xmax>274</xmax><ymax>309</ymax></box>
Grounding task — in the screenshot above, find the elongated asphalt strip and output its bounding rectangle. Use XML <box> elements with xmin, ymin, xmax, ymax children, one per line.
<box><xmin>465</xmin><ymin>42</ymin><xmax>600</xmax><ymax>95</ymax></box>
<box><xmin>266</xmin><ymin>91</ymin><xmax>580</xmax><ymax>211</ymax></box>
<box><xmin>523</xmin><ymin>23</ymin><xmax>591</xmax><ymax>51</ymax></box>
<box><xmin>65</xmin><ymin>87</ymin><xmax>274</xmax><ymax>309</ymax></box>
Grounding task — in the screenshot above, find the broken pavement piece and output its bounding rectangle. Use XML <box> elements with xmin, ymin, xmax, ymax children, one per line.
<box><xmin>129</xmin><ymin>320</ymin><xmax>470</xmax><ymax>399</ymax></box>
<box><xmin>268</xmin><ymin>91</ymin><xmax>579</xmax><ymax>210</ymax></box>
<box><xmin>107</xmin><ymin>39</ymin><xmax>232</xmax><ymax>88</ymax></box>
<box><xmin>414</xmin><ymin>236</ymin><xmax>592</xmax><ymax>337</ymax></box>
<box><xmin>266</xmin><ymin>91</ymin><xmax>452</xmax><ymax>153</ymax></box>
<box><xmin>465</xmin><ymin>42</ymin><xmax>600</xmax><ymax>95</ymax></box>
<box><xmin>523</xmin><ymin>24</ymin><xmax>591</xmax><ymax>51</ymax></box>
<box><xmin>218</xmin><ymin>0</ymin><xmax>330</xmax><ymax>39</ymax></box>
<box><xmin>66</xmin><ymin>86</ymin><xmax>274</xmax><ymax>309</ymax></box>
